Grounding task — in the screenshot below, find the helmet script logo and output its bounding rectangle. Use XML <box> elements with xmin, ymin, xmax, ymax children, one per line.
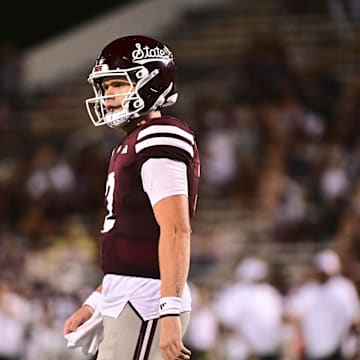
<box><xmin>132</xmin><ymin>43</ymin><xmax>173</xmax><ymax>65</ymax></box>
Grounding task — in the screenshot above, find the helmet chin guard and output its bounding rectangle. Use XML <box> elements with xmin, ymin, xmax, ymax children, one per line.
<box><xmin>85</xmin><ymin>35</ymin><xmax>178</xmax><ymax>129</ymax></box>
<box><xmin>104</xmin><ymin>109</ymin><xmax>137</xmax><ymax>129</ymax></box>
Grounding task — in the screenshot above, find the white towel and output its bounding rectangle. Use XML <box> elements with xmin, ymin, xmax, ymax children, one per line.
<box><xmin>64</xmin><ymin>310</ymin><xmax>104</xmax><ymax>355</ymax></box>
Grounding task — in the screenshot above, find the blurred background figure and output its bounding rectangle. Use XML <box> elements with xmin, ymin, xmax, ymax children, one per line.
<box><xmin>285</xmin><ymin>249</ymin><xmax>360</xmax><ymax>360</ymax></box>
<box><xmin>183</xmin><ymin>282</ymin><xmax>220</xmax><ymax>360</ymax></box>
<box><xmin>214</xmin><ymin>257</ymin><xmax>284</xmax><ymax>360</ymax></box>
<box><xmin>0</xmin><ymin>279</ymin><xmax>31</xmax><ymax>360</ymax></box>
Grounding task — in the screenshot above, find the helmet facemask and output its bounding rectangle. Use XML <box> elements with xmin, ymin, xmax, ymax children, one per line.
<box><xmin>85</xmin><ymin>36</ymin><xmax>179</xmax><ymax>129</ymax></box>
<box><xmin>86</xmin><ymin>66</ymin><xmax>155</xmax><ymax>129</ymax></box>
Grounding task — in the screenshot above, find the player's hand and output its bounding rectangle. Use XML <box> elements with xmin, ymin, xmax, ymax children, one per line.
<box><xmin>63</xmin><ymin>305</ymin><xmax>93</xmax><ymax>335</ymax></box>
<box><xmin>159</xmin><ymin>316</ymin><xmax>191</xmax><ymax>359</ymax></box>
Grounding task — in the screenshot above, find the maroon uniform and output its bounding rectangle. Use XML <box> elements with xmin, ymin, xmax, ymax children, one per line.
<box><xmin>100</xmin><ymin>116</ymin><xmax>200</xmax><ymax>279</ymax></box>
<box><xmin>64</xmin><ymin>35</ymin><xmax>198</xmax><ymax>360</ymax></box>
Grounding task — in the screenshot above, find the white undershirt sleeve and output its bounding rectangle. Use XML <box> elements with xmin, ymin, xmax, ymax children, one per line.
<box><xmin>141</xmin><ymin>158</ymin><xmax>188</xmax><ymax>207</ymax></box>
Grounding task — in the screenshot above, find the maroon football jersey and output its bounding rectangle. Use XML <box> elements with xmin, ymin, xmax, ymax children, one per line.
<box><xmin>99</xmin><ymin>116</ymin><xmax>200</xmax><ymax>278</ymax></box>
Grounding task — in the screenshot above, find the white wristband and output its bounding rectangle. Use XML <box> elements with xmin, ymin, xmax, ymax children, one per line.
<box><xmin>83</xmin><ymin>291</ymin><xmax>102</xmax><ymax>313</ymax></box>
<box><xmin>159</xmin><ymin>296</ymin><xmax>182</xmax><ymax>318</ymax></box>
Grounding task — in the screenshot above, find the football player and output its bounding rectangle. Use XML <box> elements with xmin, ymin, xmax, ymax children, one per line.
<box><xmin>63</xmin><ymin>35</ymin><xmax>200</xmax><ymax>360</ymax></box>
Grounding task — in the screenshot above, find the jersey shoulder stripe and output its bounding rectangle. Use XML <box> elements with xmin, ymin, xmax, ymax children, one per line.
<box><xmin>135</xmin><ymin>136</ymin><xmax>194</xmax><ymax>157</ymax></box>
<box><xmin>135</xmin><ymin>124</ymin><xmax>195</xmax><ymax>157</ymax></box>
<box><xmin>137</xmin><ymin>125</ymin><xmax>194</xmax><ymax>144</ymax></box>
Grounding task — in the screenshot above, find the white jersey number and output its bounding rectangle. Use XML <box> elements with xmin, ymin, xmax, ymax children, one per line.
<box><xmin>101</xmin><ymin>171</ymin><xmax>116</xmax><ymax>233</ymax></box>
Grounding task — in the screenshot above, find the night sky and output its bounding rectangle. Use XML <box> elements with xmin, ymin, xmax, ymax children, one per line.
<box><xmin>0</xmin><ymin>0</ymin><xmax>134</xmax><ymax>51</ymax></box>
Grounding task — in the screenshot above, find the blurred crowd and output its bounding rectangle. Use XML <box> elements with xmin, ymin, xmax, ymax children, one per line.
<box><xmin>185</xmin><ymin>250</ymin><xmax>360</xmax><ymax>360</ymax></box>
<box><xmin>0</xmin><ymin>1</ymin><xmax>360</xmax><ymax>359</ymax></box>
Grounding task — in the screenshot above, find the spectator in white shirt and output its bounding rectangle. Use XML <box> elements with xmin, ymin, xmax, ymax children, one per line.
<box><xmin>214</xmin><ymin>257</ymin><xmax>284</xmax><ymax>360</ymax></box>
<box><xmin>285</xmin><ymin>249</ymin><xmax>360</xmax><ymax>360</ymax></box>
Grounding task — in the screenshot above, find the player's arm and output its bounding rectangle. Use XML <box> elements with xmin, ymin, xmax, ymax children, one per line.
<box><xmin>141</xmin><ymin>157</ymin><xmax>191</xmax><ymax>299</ymax></box>
<box><xmin>141</xmin><ymin>157</ymin><xmax>192</xmax><ymax>359</ymax></box>
<box><xmin>63</xmin><ymin>285</ymin><xmax>102</xmax><ymax>335</ymax></box>
<box><xmin>155</xmin><ymin>194</ymin><xmax>190</xmax><ymax>298</ymax></box>
<box><xmin>153</xmin><ymin>194</ymin><xmax>192</xmax><ymax>360</ymax></box>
